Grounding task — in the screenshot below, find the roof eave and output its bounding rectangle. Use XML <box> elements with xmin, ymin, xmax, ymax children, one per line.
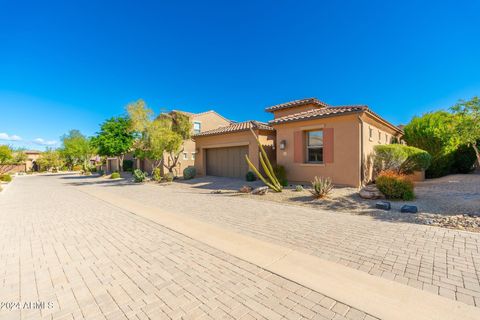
<box><xmin>269</xmin><ymin>109</ymin><xmax>365</xmax><ymax>125</ymax></box>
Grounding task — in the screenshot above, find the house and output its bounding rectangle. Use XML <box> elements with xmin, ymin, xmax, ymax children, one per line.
<box><xmin>193</xmin><ymin>98</ymin><xmax>403</xmax><ymax>187</ymax></box>
<box><xmin>25</xmin><ymin>150</ymin><xmax>41</xmax><ymax>171</ymax></box>
<box><xmin>134</xmin><ymin>110</ymin><xmax>231</xmax><ymax>174</ymax></box>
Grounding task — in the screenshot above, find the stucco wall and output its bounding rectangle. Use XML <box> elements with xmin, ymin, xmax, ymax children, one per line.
<box><xmin>273</xmin><ymin>114</ymin><xmax>362</xmax><ymax>187</ymax></box>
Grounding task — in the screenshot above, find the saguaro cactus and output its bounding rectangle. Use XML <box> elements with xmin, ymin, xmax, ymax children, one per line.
<box><xmin>245</xmin><ymin>129</ymin><xmax>283</xmax><ymax>192</ymax></box>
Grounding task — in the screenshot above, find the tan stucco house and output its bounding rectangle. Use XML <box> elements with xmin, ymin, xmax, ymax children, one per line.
<box><xmin>193</xmin><ymin>98</ymin><xmax>403</xmax><ymax>187</ymax></box>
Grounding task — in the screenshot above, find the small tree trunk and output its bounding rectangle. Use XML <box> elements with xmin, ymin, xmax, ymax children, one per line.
<box><xmin>118</xmin><ymin>155</ymin><xmax>124</xmax><ymax>172</ymax></box>
<box><xmin>473</xmin><ymin>144</ymin><xmax>480</xmax><ymax>169</ymax></box>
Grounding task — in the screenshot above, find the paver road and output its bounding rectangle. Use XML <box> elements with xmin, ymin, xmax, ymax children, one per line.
<box><xmin>0</xmin><ymin>174</ymin><xmax>374</xmax><ymax>320</ymax></box>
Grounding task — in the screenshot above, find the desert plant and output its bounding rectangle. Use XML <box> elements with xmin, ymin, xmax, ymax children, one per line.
<box><xmin>163</xmin><ymin>172</ymin><xmax>174</xmax><ymax>182</ymax></box>
<box><xmin>273</xmin><ymin>165</ymin><xmax>288</xmax><ymax>187</ymax></box>
<box><xmin>310</xmin><ymin>176</ymin><xmax>333</xmax><ymax>198</ymax></box>
<box><xmin>110</xmin><ymin>172</ymin><xmax>121</xmax><ymax>179</ymax></box>
<box><xmin>245</xmin><ymin>129</ymin><xmax>282</xmax><ymax>192</ymax></box>
<box><xmin>376</xmin><ymin>170</ymin><xmax>414</xmax><ymax>200</ymax></box>
<box><xmin>152</xmin><ymin>168</ymin><xmax>162</xmax><ymax>181</ymax></box>
<box><xmin>0</xmin><ymin>174</ymin><xmax>12</xmax><ymax>182</ymax></box>
<box><xmin>133</xmin><ymin>169</ymin><xmax>146</xmax><ymax>182</ymax></box>
<box><xmin>183</xmin><ymin>166</ymin><xmax>196</xmax><ymax>180</ymax></box>
<box><xmin>245</xmin><ymin>171</ymin><xmax>256</xmax><ymax>182</ymax></box>
<box><xmin>72</xmin><ymin>164</ymin><xmax>83</xmax><ymax>171</ymax></box>
<box><xmin>373</xmin><ymin>144</ymin><xmax>431</xmax><ymax>176</ymax></box>
<box><xmin>295</xmin><ymin>185</ymin><xmax>304</xmax><ymax>192</ymax></box>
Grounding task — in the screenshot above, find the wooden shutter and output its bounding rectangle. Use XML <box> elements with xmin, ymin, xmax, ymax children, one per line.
<box><xmin>293</xmin><ymin>131</ymin><xmax>304</xmax><ymax>163</ymax></box>
<box><xmin>323</xmin><ymin>128</ymin><xmax>334</xmax><ymax>163</ymax></box>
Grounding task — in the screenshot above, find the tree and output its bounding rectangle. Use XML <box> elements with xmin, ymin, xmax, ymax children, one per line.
<box><xmin>36</xmin><ymin>149</ymin><xmax>63</xmax><ymax>171</ymax></box>
<box><xmin>0</xmin><ymin>145</ymin><xmax>27</xmax><ymax>174</ymax></box>
<box><xmin>451</xmin><ymin>97</ymin><xmax>480</xmax><ymax>166</ymax></box>
<box><xmin>93</xmin><ymin>117</ymin><xmax>134</xmax><ymax>172</ymax></box>
<box><xmin>59</xmin><ymin>130</ymin><xmax>96</xmax><ymax>170</ymax></box>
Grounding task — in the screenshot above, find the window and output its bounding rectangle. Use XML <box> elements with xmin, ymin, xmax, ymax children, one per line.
<box><xmin>369</xmin><ymin>127</ymin><xmax>373</xmax><ymax>140</ymax></box>
<box><xmin>378</xmin><ymin>130</ymin><xmax>382</xmax><ymax>142</ymax></box>
<box><xmin>385</xmin><ymin>133</ymin><xmax>389</xmax><ymax>143</ymax></box>
<box><xmin>193</xmin><ymin>122</ymin><xmax>201</xmax><ymax>134</ymax></box>
<box><xmin>306</xmin><ymin>130</ymin><xmax>323</xmax><ymax>163</ymax></box>
<box><xmin>183</xmin><ymin>152</ymin><xmax>188</xmax><ymax>160</ymax></box>
<box><xmin>191</xmin><ymin>152</ymin><xmax>196</xmax><ymax>160</ymax></box>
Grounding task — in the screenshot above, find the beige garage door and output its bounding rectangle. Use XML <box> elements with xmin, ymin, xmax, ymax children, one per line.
<box><xmin>206</xmin><ymin>146</ymin><xmax>249</xmax><ymax>178</ymax></box>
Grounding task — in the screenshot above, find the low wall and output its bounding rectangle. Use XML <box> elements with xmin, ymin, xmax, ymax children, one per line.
<box><xmin>0</xmin><ymin>164</ymin><xmax>26</xmax><ymax>174</ymax></box>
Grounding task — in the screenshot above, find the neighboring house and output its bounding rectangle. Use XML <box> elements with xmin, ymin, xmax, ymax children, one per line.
<box><xmin>193</xmin><ymin>98</ymin><xmax>403</xmax><ymax>187</ymax></box>
<box><xmin>193</xmin><ymin>121</ymin><xmax>276</xmax><ymax>179</ymax></box>
<box><xmin>134</xmin><ymin>110</ymin><xmax>231</xmax><ymax>174</ymax></box>
<box><xmin>25</xmin><ymin>150</ymin><xmax>41</xmax><ymax>171</ymax></box>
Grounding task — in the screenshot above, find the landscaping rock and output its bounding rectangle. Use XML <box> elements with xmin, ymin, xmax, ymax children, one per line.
<box><xmin>359</xmin><ymin>184</ymin><xmax>384</xmax><ymax>199</ymax></box>
<box><xmin>401</xmin><ymin>205</ymin><xmax>418</xmax><ymax>214</ymax></box>
<box><xmin>252</xmin><ymin>186</ymin><xmax>269</xmax><ymax>195</ymax></box>
<box><xmin>239</xmin><ymin>185</ymin><xmax>253</xmax><ymax>193</ymax></box>
<box><xmin>211</xmin><ymin>190</ymin><xmax>222</xmax><ymax>194</ymax></box>
<box><xmin>375</xmin><ymin>201</ymin><xmax>391</xmax><ymax>210</ymax></box>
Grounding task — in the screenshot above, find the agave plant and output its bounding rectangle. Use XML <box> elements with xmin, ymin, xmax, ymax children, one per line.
<box><xmin>245</xmin><ymin>129</ymin><xmax>283</xmax><ymax>192</ymax></box>
<box><xmin>310</xmin><ymin>176</ymin><xmax>333</xmax><ymax>198</ymax></box>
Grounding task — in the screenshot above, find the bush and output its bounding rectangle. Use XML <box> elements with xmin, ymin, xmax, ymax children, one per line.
<box><xmin>376</xmin><ymin>170</ymin><xmax>414</xmax><ymax>200</ymax></box>
<box><xmin>295</xmin><ymin>185</ymin><xmax>304</xmax><ymax>192</ymax></box>
<box><xmin>310</xmin><ymin>176</ymin><xmax>333</xmax><ymax>198</ymax></box>
<box><xmin>273</xmin><ymin>165</ymin><xmax>288</xmax><ymax>187</ymax></box>
<box><xmin>373</xmin><ymin>144</ymin><xmax>431</xmax><ymax>175</ymax></box>
<box><xmin>0</xmin><ymin>174</ymin><xmax>12</xmax><ymax>182</ymax></box>
<box><xmin>451</xmin><ymin>144</ymin><xmax>477</xmax><ymax>174</ymax></box>
<box><xmin>183</xmin><ymin>166</ymin><xmax>196</xmax><ymax>180</ymax></box>
<box><xmin>245</xmin><ymin>171</ymin><xmax>256</xmax><ymax>181</ymax></box>
<box><xmin>110</xmin><ymin>172</ymin><xmax>121</xmax><ymax>179</ymax></box>
<box><xmin>97</xmin><ymin>169</ymin><xmax>104</xmax><ymax>176</ymax></box>
<box><xmin>72</xmin><ymin>164</ymin><xmax>83</xmax><ymax>171</ymax></box>
<box><xmin>133</xmin><ymin>169</ymin><xmax>146</xmax><ymax>182</ymax></box>
<box><xmin>163</xmin><ymin>172</ymin><xmax>174</xmax><ymax>182</ymax></box>
<box><xmin>123</xmin><ymin>159</ymin><xmax>133</xmax><ymax>172</ymax></box>
<box><xmin>152</xmin><ymin>168</ymin><xmax>162</xmax><ymax>182</ymax></box>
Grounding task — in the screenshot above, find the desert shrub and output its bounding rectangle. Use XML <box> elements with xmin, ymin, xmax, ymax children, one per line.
<box><xmin>183</xmin><ymin>166</ymin><xmax>196</xmax><ymax>180</ymax></box>
<box><xmin>245</xmin><ymin>171</ymin><xmax>256</xmax><ymax>181</ymax></box>
<box><xmin>310</xmin><ymin>176</ymin><xmax>333</xmax><ymax>199</ymax></box>
<box><xmin>273</xmin><ymin>165</ymin><xmax>288</xmax><ymax>187</ymax></box>
<box><xmin>451</xmin><ymin>144</ymin><xmax>477</xmax><ymax>174</ymax></box>
<box><xmin>376</xmin><ymin>170</ymin><xmax>414</xmax><ymax>200</ymax></box>
<box><xmin>123</xmin><ymin>159</ymin><xmax>133</xmax><ymax>172</ymax></box>
<box><xmin>133</xmin><ymin>169</ymin><xmax>146</xmax><ymax>182</ymax></box>
<box><xmin>373</xmin><ymin>144</ymin><xmax>431</xmax><ymax>175</ymax></box>
<box><xmin>72</xmin><ymin>164</ymin><xmax>83</xmax><ymax>171</ymax></box>
<box><xmin>152</xmin><ymin>168</ymin><xmax>162</xmax><ymax>181</ymax></box>
<box><xmin>295</xmin><ymin>185</ymin><xmax>304</xmax><ymax>192</ymax></box>
<box><xmin>0</xmin><ymin>174</ymin><xmax>12</xmax><ymax>182</ymax></box>
<box><xmin>97</xmin><ymin>169</ymin><xmax>104</xmax><ymax>176</ymax></box>
<box><xmin>90</xmin><ymin>167</ymin><xmax>97</xmax><ymax>173</ymax></box>
<box><xmin>110</xmin><ymin>172</ymin><xmax>121</xmax><ymax>179</ymax></box>
<box><xmin>164</xmin><ymin>172</ymin><xmax>174</xmax><ymax>182</ymax></box>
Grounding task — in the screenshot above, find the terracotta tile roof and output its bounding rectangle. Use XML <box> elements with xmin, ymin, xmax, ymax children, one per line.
<box><xmin>265</xmin><ymin>98</ymin><xmax>330</xmax><ymax>112</ymax></box>
<box><xmin>193</xmin><ymin>120</ymin><xmax>274</xmax><ymax>137</ymax></box>
<box><xmin>269</xmin><ymin>105</ymin><xmax>368</xmax><ymax>124</ymax></box>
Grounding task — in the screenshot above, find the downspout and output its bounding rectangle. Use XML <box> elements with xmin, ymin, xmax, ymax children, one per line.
<box><xmin>358</xmin><ymin>115</ymin><xmax>365</xmax><ymax>187</ymax></box>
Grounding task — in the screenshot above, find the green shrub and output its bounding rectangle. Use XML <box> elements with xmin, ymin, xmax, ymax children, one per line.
<box><xmin>133</xmin><ymin>169</ymin><xmax>146</xmax><ymax>182</ymax></box>
<box><xmin>97</xmin><ymin>169</ymin><xmax>105</xmax><ymax>176</ymax></box>
<box><xmin>0</xmin><ymin>174</ymin><xmax>12</xmax><ymax>182</ymax></box>
<box><xmin>183</xmin><ymin>166</ymin><xmax>196</xmax><ymax>180</ymax></box>
<box><xmin>310</xmin><ymin>176</ymin><xmax>333</xmax><ymax>198</ymax></box>
<box><xmin>295</xmin><ymin>185</ymin><xmax>304</xmax><ymax>192</ymax></box>
<box><xmin>123</xmin><ymin>159</ymin><xmax>133</xmax><ymax>172</ymax></box>
<box><xmin>163</xmin><ymin>172</ymin><xmax>174</xmax><ymax>182</ymax></box>
<box><xmin>245</xmin><ymin>171</ymin><xmax>256</xmax><ymax>181</ymax></box>
<box><xmin>152</xmin><ymin>168</ymin><xmax>162</xmax><ymax>181</ymax></box>
<box><xmin>110</xmin><ymin>172</ymin><xmax>121</xmax><ymax>179</ymax></box>
<box><xmin>373</xmin><ymin>144</ymin><xmax>431</xmax><ymax>175</ymax></box>
<box><xmin>72</xmin><ymin>164</ymin><xmax>83</xmax><ymax>171</ymax></box>
<box><xmin>376</xmin><ymin>171</ymin><xmax>414</xmax><ymax>200</ymax></box>
<box><xmin>273</xmin><ymin>165</ymin><xmax>288</xmax><ymax>187</ymax></box>
<box><xmin>451</xmin><ymin>144</ymin><xmax>477</xmax><ymax>174</ymax></box>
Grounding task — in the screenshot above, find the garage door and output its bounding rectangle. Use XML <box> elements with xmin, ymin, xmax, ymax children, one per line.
<box><xmin>206</xmin><ymin>146</ymin><xmax>249</xmax><ymax>178</ymax></box>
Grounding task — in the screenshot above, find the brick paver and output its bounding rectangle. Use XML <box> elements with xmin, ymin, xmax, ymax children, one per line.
<box><xmin>92</xmin><ymin>176</ymin><xmax>480</xmax><ymax>307</ymax></box>
<box><xmin>0</xmin><ymin>175</ymin><xmax>375</xmax><ymax>320</ymax></box>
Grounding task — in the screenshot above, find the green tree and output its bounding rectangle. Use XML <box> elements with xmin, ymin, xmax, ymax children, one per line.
<box><xmin>59</xmin><ymin>130</ymin><xmax>96</xmax><ymax>170</ymax></box>
<box><xmin>0</xmin><ymin>145</ymin><xmax>13</xmax><ymax>174</ymax></box>
<box><xmin>93</xmin><ymin>117</ymin><xmax>134</xmax><ymax>172</ymax></box>
<box><xmin>36</xmin><ymin>149</ymin><xmax>63</xmax><ymax>171</ymax></box>
<box><xmin>451</xmin><ymin>97</ymin><xmax>480</xmax><ymax>166</ymax></box>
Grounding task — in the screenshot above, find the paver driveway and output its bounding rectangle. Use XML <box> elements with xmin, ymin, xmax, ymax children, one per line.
<box><xmin>0</xmin><ymin>175</ymin><xmax>373</xmax><ymax>320</ymax></box>
<box><xmin>73</xmin><ymin>176</ymin><xmax>480</xmax><ymax>308</ymax></box>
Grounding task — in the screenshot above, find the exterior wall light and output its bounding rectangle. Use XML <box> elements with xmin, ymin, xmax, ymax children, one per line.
<box><xmin>279</xmin><ymin>140</ymin><xmax>286</xmax><ymax>150</ymax></box>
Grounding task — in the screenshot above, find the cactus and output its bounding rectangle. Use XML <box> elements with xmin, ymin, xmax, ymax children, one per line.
<box><xmin>310</xmin><ymin>176</ymin><xmax>333</xmax><ymax>198</ymax></box>
<box><xmin>245</xmin><ymin>129</ymin><xmax>283</xmax><ymax>192</ymax></box>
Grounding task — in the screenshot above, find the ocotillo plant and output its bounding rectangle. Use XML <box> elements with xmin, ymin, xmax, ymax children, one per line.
<box><xmin>245</xmin><ymin>129</ymin><xmax>283</xmax><ymax>192</ymax></box>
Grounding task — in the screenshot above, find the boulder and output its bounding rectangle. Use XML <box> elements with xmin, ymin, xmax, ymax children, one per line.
<box><xmin>401</xmin><ymin>205</ymin><xmax>418</xmax><ymax>214</ymax></box>
<box><xmin>359</xmin><ymin>184</ymin><xmax>384</xmax><ymax>199</ymax></box>
<box><xmin>252</xmin><ymin>186</ymin><xmax>269</xmax><ymax>195</ymax></box>
<box><xmin>375</xmin><ymin>201</ymin><xmax>391</xmax><ymax>210</ymax></box>
<box><xmin>239</xmin><ymin>185</ymin><xmax>253</xmax><ymax>193</ymax></box>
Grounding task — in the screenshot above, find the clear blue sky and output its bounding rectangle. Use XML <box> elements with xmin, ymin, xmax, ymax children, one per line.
<box><xmin>1</xmin><ymin>0</ymin><xmax>479</xmax><ymax>150</ymax></box>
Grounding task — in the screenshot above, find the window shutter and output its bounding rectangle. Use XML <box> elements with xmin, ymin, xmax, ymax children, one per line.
<box><xmin>323</xmin><ymin>128</ymin><xmax>334</xmax><ymax>163</ymax></box>
<box><xmin>293</xmin><ymin>131</ymin><xmax>304</xmax><ymax>163</ymax></box>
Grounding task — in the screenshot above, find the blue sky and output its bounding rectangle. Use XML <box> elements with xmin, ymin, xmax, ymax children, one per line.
<box><xmin>1</xmin><ymin>0</ymin><xmax>479</xmax><ymax>150</ymax></box>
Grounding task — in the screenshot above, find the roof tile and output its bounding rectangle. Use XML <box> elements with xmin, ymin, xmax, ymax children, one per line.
<box><xmin>269</xmin><ymin>106</ymin><xmax>368</xmax><ymax>124</ymax></box>
<box><xmin>193</xmin><ymin>120</ymin><xmax>274</xmax><ymax>137</ymax></box>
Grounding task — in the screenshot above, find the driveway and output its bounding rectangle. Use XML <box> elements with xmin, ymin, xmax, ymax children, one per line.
<box><xmin>0</xmin><ymin>174</ymin><xmax>370</xmax><ymax>320</ymax></box>
<box><xmin>68</xmin><ymin>175</ymin><xmax>480</xmax><ymax>308</ymax></box>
